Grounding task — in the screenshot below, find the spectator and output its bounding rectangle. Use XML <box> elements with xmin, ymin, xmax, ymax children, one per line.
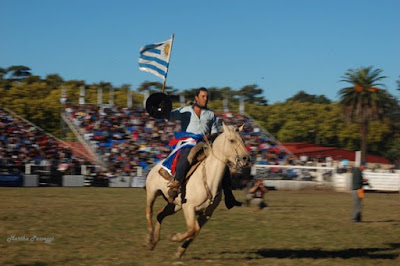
<box><xmin>351</xmin><ymin>162</ymin><xmax>367</xmax><ymax>223</ymax></box>
<box><xmin>247</xmin><ymin>178</ymin><xmax>268</xmax><ymax>210</ymax></box>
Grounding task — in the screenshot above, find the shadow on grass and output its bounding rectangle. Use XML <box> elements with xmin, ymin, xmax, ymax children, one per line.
<box><xmin>16</xmin><ymin>262</ymin><xmax>48</xmax><ymax>266</ymax></box>
<box><xmin>362</xmin><ymin>220</ymin><xmax>400</xmax><ymax>224</ymax></box>
<box><xmin>200</xmin><ymin>243</ymin><xmax>400</xmax><ymax>260</ymax></box>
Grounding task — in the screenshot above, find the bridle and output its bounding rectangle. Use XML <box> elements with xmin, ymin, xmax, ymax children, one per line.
<box><xmin>204</xmin><ymin>130</ymin><xmax>249</xmax><ymax>171</ymax></box>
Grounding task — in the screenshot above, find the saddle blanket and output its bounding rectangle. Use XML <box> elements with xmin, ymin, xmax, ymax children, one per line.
<box><xmin>161</xmin><ymin>132</ymin><xmax>204</xmax><ymax>176</ymax></box>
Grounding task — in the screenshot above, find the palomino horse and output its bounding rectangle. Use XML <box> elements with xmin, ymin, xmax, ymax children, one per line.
<box><xmin>145</xmin><ymin>123</ymin><xmax>250</xmax><ymax>259</ymax></box>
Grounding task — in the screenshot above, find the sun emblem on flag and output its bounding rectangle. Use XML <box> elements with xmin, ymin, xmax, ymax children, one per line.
<box><xmin>163</xmin><ymin>43</ymin><xmax>170</xmax><ymax>57</ymax></box>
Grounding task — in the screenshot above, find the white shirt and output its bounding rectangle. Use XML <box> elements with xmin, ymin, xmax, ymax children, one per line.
<box><xmin>169</xmin><ymin>105</ymin><xmax>218</xmax><ymax>135</ymax></box>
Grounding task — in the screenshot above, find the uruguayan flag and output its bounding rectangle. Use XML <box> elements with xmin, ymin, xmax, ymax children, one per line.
<box><xmin>138</xmin><ymin>37</ymin><xmax>172</xmax><ymax>80</ymax></box>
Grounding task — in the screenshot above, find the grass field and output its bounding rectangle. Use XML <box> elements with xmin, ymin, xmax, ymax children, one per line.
<box><xmin>1</xmin><ymin>187</ymin><xmax>399</xmax><ymax>266</ymax></box>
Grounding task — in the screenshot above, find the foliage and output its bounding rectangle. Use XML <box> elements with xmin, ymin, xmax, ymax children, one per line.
<box><xmin>180</xmin><ymin>84</ymin><xmax>268</xmax><ymax>105</ymax></box>
<box><xmin>339</xmin><ymin>66</ymin><xmax>396</xmax><ymax>161</ymax></box>
<box><xmin>237</xmin><ymin>84</ymin><xmax>268</xmax><ymax>105</ymax></box>
<box><xmin>0</xmin><ymin>66</ymin><xmax>143</xmax><ymax>136</ymax></box>
<box><xmin>137</xmin><ymin>81</ymin><xmax>178</xmax><ymax>95</ymax></box>
<box><xmin>286</xmin><ymin>90</ymin><xmax>331</xmax><ymax>104</ymax></box>
<box><xmin>396</xmin><ymin>75</ymin><xmax>400</xmax><ymax>91</ymax></box>
<box><xmin>5</xmin><ymin>65</ymin><xmax>32</xmax><ymax>80</ymax></box>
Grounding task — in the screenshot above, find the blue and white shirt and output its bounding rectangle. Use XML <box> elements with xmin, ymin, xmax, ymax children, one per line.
<box><xmin>169</xmin><ymin>105</ymin><xmax>218</xmax><ymax>136</ymax></box>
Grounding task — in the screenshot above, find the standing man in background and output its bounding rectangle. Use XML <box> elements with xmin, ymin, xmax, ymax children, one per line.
<box><xmin>352</xmin><ymin>162</ymin><xmax>367</xmax><ymax>222</ymax></box>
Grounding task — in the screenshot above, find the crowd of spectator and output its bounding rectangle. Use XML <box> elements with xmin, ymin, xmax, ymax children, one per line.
<box><xmin>65</xmin><ymin>104</ymin><xmax>177</xmax><ymax>177</ymax></box>
<box><xmin>64</xmin><ymin>104</ymin><xmax>289</xmax><ymax>179</ymax></box>
<box><xmin>0</xmin><ymin>108</ymin><xmax>89</xmax><ymax>175</ymax></box>
<box><xmin>1</xmin><ymin>103</ymin><xmax>294</xmax><ymax>182</ymax></box>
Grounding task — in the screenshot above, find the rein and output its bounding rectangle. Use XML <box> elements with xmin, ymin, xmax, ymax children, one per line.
<box><xmin>205</xmin><ymin>133</ymin><xmax>245</xmax><ymax>171</ymax></box>
<box><xmin>201</xmin><ymin>160</ymin><xmax>213</xmax><ymax>206</ymax></box>
<box><xmin>201</xmin><ymin>132</ymin><xmax>244</xmax><ymax>207</ymax></box>
<box><xmin>200</xmin><ymin>134</ymin><xmax>221</xmax><ymax>207</ymax></box>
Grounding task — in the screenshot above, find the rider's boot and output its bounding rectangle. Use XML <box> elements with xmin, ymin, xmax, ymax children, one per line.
<box><xmin>222</xmin><ymin>168</ymin><xmax>243</xmax><ymax>209</ymax></box>
<box><xmin>167</xmin><ymin>148</ymin><xmax>192</xmax><ymax>203</ymax></box>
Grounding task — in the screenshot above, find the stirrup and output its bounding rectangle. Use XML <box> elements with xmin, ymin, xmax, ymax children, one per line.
<box><xmin>168</xmin><ymin>180</ymin><xmax>180</xmax><ymax>189</ymax></box>
<box><xmin>167</xmin><ymin>181</ymin><xmax>180</xmax><ymax>203</ymax></box>
<box><xmin>168</xmin><ymin>189</ymin><xmax>178</xmax><ymax>202</ymax></box>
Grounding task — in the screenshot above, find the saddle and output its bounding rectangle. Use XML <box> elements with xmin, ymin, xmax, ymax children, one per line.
<box><xmin>159</xmin><ymin>142</ymin><xmax>210</xmax><ymax>182</ymax></box>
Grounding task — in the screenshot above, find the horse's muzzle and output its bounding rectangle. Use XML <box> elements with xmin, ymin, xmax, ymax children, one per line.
<box><xmin>235</xmin><ymin>155</ymin><xmax>251</xmax><ymax>169</ymax></box>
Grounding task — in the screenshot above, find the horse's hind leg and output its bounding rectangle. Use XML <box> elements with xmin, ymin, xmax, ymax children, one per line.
<box><xmin>145</xmin><ymin>189</ymin><xmax>160</xmax><ymax>250</ymax></box>
<box><xmin>152</xmin><ymin>202</ymin><xmax>177</xmax><ymax>248</ymax></box>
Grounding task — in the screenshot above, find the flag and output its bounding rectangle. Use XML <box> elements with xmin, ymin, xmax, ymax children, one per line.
<box><xmin>161</xmin><ymin>132</ymin><xmax>204</xmax><ymax>176</ymax></box>
<box><xmin>138</xmin><ymin>37</ymin><xmax>173</xmax><ymax>81</ymax></box>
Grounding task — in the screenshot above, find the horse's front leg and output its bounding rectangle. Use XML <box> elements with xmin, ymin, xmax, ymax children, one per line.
<box><xmin>170</xmin><ymin>204</ymin><xmax>199</xmax><ymax>243</ymax></box>
<box><xmin>173</xmin><ymin>213</ymin><xmax>210</xmax><ymax>259</ymax></box>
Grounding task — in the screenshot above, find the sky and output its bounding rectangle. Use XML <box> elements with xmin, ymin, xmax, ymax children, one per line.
<box><xmin>1</xmin><ymin>0</ymin><xmax>399</xmax><ymax>103</ymax></box>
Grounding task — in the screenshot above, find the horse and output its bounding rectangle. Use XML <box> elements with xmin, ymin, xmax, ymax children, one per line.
<box><xmin>145</xmin><ymin>123</ymin><xmax>250</xmax><ymax>259</ymax></box>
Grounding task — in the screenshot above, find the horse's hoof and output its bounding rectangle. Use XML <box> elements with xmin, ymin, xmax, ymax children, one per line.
<box><xmin>173</xmin><ymin>247</ymin><xmax>185</xmax><ymax>259</ymax></box>
<box><xmin>173</xmin><ymin>252</ymin><xmax>182</xmax><ymax>260</ymax></box>
<box><xmin>170</xmin><ymin>233</ymin><xmax>181</xmax><ymax>242</ymax></box>
<box><xmin>145</xmin><ymin>241</ymin><xmax>155</xmax><ymax>250</ymax></box>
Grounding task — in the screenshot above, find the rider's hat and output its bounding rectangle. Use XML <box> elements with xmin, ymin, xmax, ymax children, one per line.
<box><xmin>145</xmin><ymin>92</ymin><xmax>172</xmax><ymax>119</ymax></box>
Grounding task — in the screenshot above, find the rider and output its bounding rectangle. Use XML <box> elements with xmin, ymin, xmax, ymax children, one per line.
<box><xmin>167</xmin><ymin>87</ymin><xmax>242</xmax><ymax>209</ymax></box>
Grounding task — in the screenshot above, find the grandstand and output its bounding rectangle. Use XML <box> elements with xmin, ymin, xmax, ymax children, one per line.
<box><xmin>0</xmin><ymin>101</ymin><xmax>294</xmax><ymax>184</ymax></box>
<box><xmin>1</xmin><ymin>101</ymin><xmax>398</xmax><ymax>191</ymax></box>
<box><xmin>0</xmin><ymin>107</ymin><xmax>93</xmax><ymax>186</ymax></box>
<box><xmin>61</xmin><ymin>104</ymin><xmax>293</xmax><ymax>176</ymax></box>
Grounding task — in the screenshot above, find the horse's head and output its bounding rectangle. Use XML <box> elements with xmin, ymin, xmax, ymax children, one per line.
<box><xmin>212</xmin><ymin>123</ymin><xmax>251</xmax><ymax>173</ymax></box>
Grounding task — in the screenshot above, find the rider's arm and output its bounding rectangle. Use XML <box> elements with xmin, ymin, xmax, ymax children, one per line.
<box><xmin>249</xmin><ymin>179</ymin><xmax>267</xmax><ymax>193</ymax></box>
<box><xmin>168</xmin><ymin>107</ymin><xmax>183</xmax><ymax>121</ymax></box>
<box><xmin>210</xmin><ymin>113</ymin><xmax>218</xmax><ymax>134</ymax></box>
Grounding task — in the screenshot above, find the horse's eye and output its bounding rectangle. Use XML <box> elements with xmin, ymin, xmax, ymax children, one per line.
<box><xmin>229</xmin><ymin>139</ymin><xmax>235</xmax><ymax>144</ymax></box>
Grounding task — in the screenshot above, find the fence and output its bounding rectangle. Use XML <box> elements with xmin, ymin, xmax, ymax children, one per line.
<box><xmin>0</xmin><ymin>163</ymin><xmax>147</xmax><ymax>188</ymax></box>
<box><xmin>2</xmin><ymin>163</ymin><xmax>399</xmax><ymax>192</ymax></box>
<box><xmin>254</xmin><ymin>164</ymin><xmax>400</xmax><ymax>192</ymax></box>
<box><xmin>363</xmin><ymin>171</ymin><xmax>400</xmax><ymax>192</ymax></box>
<box><xmin>254</xmin><ymin>164</ymin><xmax>336</xmax><ymax>182</ymax></box>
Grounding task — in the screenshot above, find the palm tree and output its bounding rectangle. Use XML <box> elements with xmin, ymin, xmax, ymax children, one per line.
<box><xmin>339</xmin><ymin>66</ymin><xmax>395</xmax><ymax>162</ymax></box>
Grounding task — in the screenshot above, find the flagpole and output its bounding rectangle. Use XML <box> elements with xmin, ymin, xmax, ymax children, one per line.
<box><xmin>162</xmin><ymin>33</ymin><xmax>174</xmax><ymax>94</ymax></box>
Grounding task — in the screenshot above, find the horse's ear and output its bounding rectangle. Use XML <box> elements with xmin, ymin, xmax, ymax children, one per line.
<box><xmin>238</xmin><ymin>124</ymin><xmax>244</xmax><ymax>132</ymax></box>
<box><xmin>222</xmin><ymin>122</ymin><xmax>228</xmax><ymax>133</ymax></box>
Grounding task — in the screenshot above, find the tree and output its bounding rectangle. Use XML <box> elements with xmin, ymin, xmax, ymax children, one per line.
<box><xmin>397</xmin><ymin>75</ymin><xmax>400</xmax><ymax>92</ymax></box>
<box><xmin>45</xmin><ymin>74</ymin><xmax>64</xmax><ymax>87</ymax></box>
<box><xmin>0</xmin><ymin>67</ymin><xmax>6</xmax><ymax>79</ymax></box>
<box><xmin>6</xmin><ymin>65</ymin><xmax>32</xmax><ymax>80</ymax></box>
<box><xmin>238</xmin><ymin>84</ymin><xmax>268</xmax><ymax>105</ymax></box>
<box><xmin>339</xmin><ymin>66</ymin><xmax>395</xmax><ymax>162</ymax></box>
<box><xmin>180</xmin><ymin>86</ymin><xmax>234</xmax><ymax>102</ymax></box>
<box><xmin>286</xmin><ymin>90</ymin><xmax>331</xmax><ymax>104</ymax></box>
<box><xmin>137</xmin><ymin>81</ymin><xmax>177</xmax><ymax>95</ymax></box>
